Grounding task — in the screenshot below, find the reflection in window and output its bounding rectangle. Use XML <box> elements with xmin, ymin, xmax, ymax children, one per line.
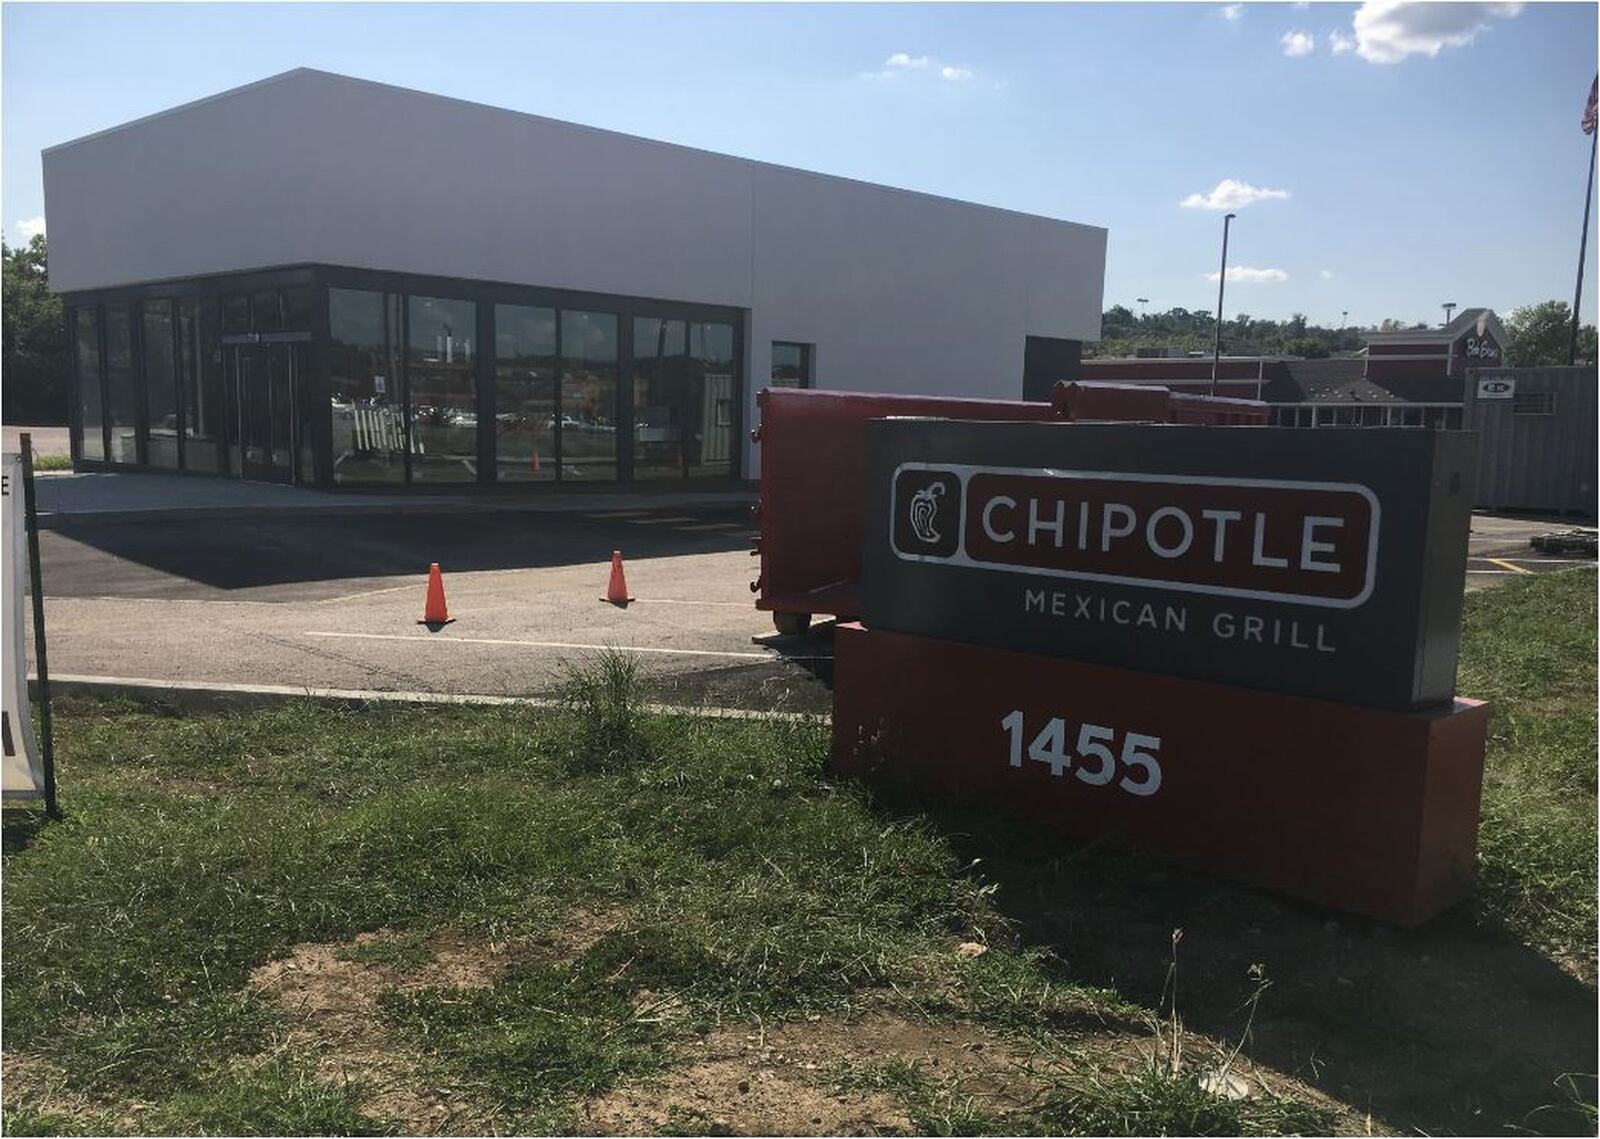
<box><xmin>329</xmin><ymin>288</ymin><xmax>405</xmax><ymax>484</ymax></box>
<box><xmin>143</xmin><ymin>302</ymin><xmax>180</xmax><ymax>469</ymax></box>
<box><xmin>75</xmin><ymin>308</ymin><xmax>104</xmax><ymax>461</ymax></box>
<box><xmin>180</xmin><ymin>301</ymin><xmax>221</xmax><ymax>472</ymax></box>
<box><xmin>633</xmin><ymin>319</ymin><xmax>736</xmax><ymax>479</ymax></box>
<box><xmin>222</xmin><ymin>294</ymin><xmax>251</xmax><ymax>335</ymax></box>
<box><xmin>560</xmin><ymin>310</ymin><xmax>619</xmax><ymax>481</ymax></box>
<box><xmin>691</xmin><ymin>322</ymin><xmax>736</xmax><ymax>477</ymax></box>
<box><xmin>633</xmin><ymin>317</ymin><xmax>688</xmax><ymax>480</ymax></box>
<box><xmin>282</xmin><ymin>287</ymin><xmax>313</xmax><ymax>331</ymax></box>
<box><xmin>251</xmin><ymin>290</ymin><xmax>281</xmax><ymax>333</ymax></box>
<box><xmin>408</xmin><ymin>296</ymin><xmax>478</xmax><ymax>483</ymax></box>
<box><xmin>771</xmin><ymin>342</ymin><xmax>811</xmax><ymax>389</ymax></box>
<box><xmin>104</xmin><ymin>306</ymin><xmax>138</xmax><ymax>464</ymax></box>
<box><xmin>494</xmin><ymin>305</ymin><xmax>557</xmax><ymax>482</ymax></box>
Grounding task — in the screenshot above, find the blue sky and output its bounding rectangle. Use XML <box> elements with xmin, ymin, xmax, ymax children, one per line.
<box><xmin>3</xmin><ymin>2</ymin><xmax>1596</xmax><ymax>329</ymax></box>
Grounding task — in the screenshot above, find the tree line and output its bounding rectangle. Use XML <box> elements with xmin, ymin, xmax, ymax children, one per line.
<box><xmin>1091</xmin><ymin>300</ymin><xmax>1597</xmax><ymax>365</ymax></box>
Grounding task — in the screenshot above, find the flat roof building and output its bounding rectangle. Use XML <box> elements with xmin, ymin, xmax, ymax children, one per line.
<box><xmin>44</xmin><ymin>68</ymin><xmax>1106</xmax><ymax>489</ymax></box>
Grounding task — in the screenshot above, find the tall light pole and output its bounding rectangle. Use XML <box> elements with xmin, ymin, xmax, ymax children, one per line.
<box><xmin>1211</xmin><ymin>212</ymin><xmax>1236</xmax><ymax>396</ymax></box>
<box><xmin>1442</xmin><ymin>301</ymin><xmax>1456</xmax><ymax>327</ymax></box>
<box><xmin>1341</xmin><ymin>310</ymin><xmax>1348</xmax><ymax>329</ymax></box>
<box><xmin>1136</xmin><ymin>297</ymin><xmax>1149</xmax><ymax>321</ymax></box>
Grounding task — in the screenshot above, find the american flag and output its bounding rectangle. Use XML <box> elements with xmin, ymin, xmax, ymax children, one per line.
<box><xmin>1584</xmin><ymin>76</ymin><xmax>1597</xmax><ymax>136</ymax></box>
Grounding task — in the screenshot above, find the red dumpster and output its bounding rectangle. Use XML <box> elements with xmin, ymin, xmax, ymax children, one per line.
<box><xmin>750</xmin><ymin>388</ymin><xmax>1056</xmax><ymax>634</ymax></box>
<box><xmin>750</xmin><ymin>383</ymin><xmax>1268</xmax><ymax>634</ymax></box>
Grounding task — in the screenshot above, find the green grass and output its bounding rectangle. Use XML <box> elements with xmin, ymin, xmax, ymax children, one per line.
<box><xmin>29</xmin><ymin>452</ymin><xmax>72</xmax><ymax>471</ymax></box>
<box><xmin>1457</xmin><ymin>568</ymin><xmax>1598</xmax><ymax>965</ymax></box>
<box><xmin>3</xmin><ymin>667</ymin><xmax>1100</xmax><ymax>1132</ymax></box>
<box><xmin>334</xmin><ymin>932</ymin><xmax>435</xmax><ymax>971</ymax></box>
<box><xmin>1032</xmin><ymin>1064</ymin><xmax>1336</xmax><ymax>1137</ymax></box>
<box><xmin>3</xmin><ymin>567</ymin><xmax>1594</xmax><ymax>1134</ymax></box>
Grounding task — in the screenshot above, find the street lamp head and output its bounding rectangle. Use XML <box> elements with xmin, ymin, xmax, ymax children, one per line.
<box><xmin>1224</xmin><ymin>212</ymin><xmax>1237</xmax><ymax>221</ymax></box>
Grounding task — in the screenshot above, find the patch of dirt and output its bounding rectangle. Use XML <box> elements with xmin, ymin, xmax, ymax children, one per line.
<box><xmin>578</xmin><ymin>1011</ymin><xmax>1042</xmax><ymax>1136</ymax></box>
<box><xmin>1</xmin><ymin>1051</ymin><xmax>144</xmax><ymax>1132</ymax></box>
<box><xmin>248</xmin><ymin>910</ymin><xmax>626</xmax><ymax>1135</ymax></box>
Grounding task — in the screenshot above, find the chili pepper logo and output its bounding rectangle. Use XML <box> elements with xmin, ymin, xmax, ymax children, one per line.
<box><xmin>908</xmin><ymin>482</ymin><xmax>946</xmax><ymax>544</ymax></box>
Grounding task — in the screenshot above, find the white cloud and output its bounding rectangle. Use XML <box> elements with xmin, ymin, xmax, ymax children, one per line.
<box><xmin>1280</xmin><ymin>30</ymin><xmax>1316</xmax><ymax>56</ymax></box>
<box><xmin>1320</xmin><ymin>269</ymin><xmax>1335</xmax><ymax>280</ymax></box>
<box><xmin>1350</xmin><ymin>1</ymin><xmax>1523</xmax><ymax>64</ymax></box>
<box><xmin>16</xmin><ymin>216</ymin><xmax>45</xmax><ymax>240</ymax></box>
<box><xmin>1220</xmin><ymin>3</ymin><xmax>1245</xmax><ymax>20</ymax></box>
<box><xmin>1205</xmin><ymin>266</ymin><xmax>1291</xmax><ymax>284</ymax></box>
<box><xmin>1328</xmin><ymin>29</ymin><xmax>1355</xmax><ymax>53</ymax></box>
<box><xmin>864</xmin><ymin>52</ymin><xmax>979</xmax><ymax>83</ymax></box>
<box><xmin>1291</xmin><ymin>1</ymin><xmax>1310</xmax><ymax>8</ymax></box>
<box><xmin>1180</xmin><ymin>178</ymin><xmax>1291</xmax><ymax>211</ymax></box>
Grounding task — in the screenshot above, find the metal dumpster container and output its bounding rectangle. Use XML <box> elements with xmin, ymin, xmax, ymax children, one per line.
<box><xmin>750</xmin><ymin>388</ymin><xmax>1056</xmax><ymax>633</ymax></box>
<box><xmin>750</xmin><ymin>384</ymin><xmax>1267</xmax><ymax>634</ymax></box>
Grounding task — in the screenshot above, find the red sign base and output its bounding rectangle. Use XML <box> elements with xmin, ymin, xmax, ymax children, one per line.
<box><xmin>830</xmin><ymin>623</ymin><xmax>1488</xmax><ymax>926</ymax></box>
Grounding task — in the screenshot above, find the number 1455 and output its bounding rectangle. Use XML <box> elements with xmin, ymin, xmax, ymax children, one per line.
<box><xmin>999</xmin><ymin>711</ymin><xmax>1162</xmax><ymax>797</ymax></box>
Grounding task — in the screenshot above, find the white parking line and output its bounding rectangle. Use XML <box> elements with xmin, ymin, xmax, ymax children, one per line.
<box><xmin>315</xmin><ymin>583</ymin><xmax>415</xmax><ymax>604</ymax></box>
<box><xmin>304</xmin><ymin>630</ymin><xmax>831</xmax><ymax>661</ymax></box>
<box><xmin>41</xmin><ymin>673</ymin><xmax>824</xmax><ymax>722</ymax></box>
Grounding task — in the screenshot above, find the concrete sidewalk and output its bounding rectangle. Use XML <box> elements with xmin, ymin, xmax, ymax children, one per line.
<box><xmin>32</xmin><ymin>469</ymin><xmax>755</xmax><ymax>524</ymax></box>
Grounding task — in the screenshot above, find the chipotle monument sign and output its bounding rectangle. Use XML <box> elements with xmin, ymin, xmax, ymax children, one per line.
<box><xmin>863</xmin><ymin>421</ymin><xmax>1476</xmax><ymax>711</ymax></box>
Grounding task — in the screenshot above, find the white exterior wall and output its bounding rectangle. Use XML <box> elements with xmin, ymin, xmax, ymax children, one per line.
<box><xmin>43</xmin><ymin>69</ymin><xmax>1106</xmax><ymax>476</ymax></box>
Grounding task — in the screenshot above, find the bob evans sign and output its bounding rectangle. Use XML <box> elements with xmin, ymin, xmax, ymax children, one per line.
<box><xmin>862</xmin><ymin>421</ymin><xmax>1476</xmax><ymax>711</ymax></box>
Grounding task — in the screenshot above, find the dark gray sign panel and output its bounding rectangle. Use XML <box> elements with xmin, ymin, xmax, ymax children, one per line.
<box><xmin>861</xmin><ymin>421</ymin><xmax>1477</xmax><ymax>711</ymax></box>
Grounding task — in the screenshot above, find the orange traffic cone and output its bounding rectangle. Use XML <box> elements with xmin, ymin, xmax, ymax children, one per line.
<box><xmin>600</xmin><ymin>550</ymin><xmax>635</xmax><ymax>606</ymax></box>
<box><xmin>530</xmin><ymin>450</ymin><xmax>541</xmax><ymax>474</ymax></box>
<box><xmin>419</xmin><ymin>562</ymin><xmax>454</xmax><ymax>626</ymax></box>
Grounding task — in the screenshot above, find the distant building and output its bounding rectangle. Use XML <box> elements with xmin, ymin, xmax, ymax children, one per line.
<box><xmin>1081</xmin><ymin>308</ymin><xmax>1508</xmax><ymax>429</ymax></box>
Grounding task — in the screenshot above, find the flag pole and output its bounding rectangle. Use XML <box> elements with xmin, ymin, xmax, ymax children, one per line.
<box><xmin>1571</xmin><ymin>82</ymin><xmax>1598</xmax><ymax>366</ymax></box>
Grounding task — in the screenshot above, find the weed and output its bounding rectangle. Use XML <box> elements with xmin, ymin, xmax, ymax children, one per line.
<box><xmin>557</xmin><ymin>649</ymin><xmax>654</xmax><ymax>773</ymax></box>
<box><xmin>1033</xmin><ymin>1062</ymin><xmax>1335</xmax><ymax>1137</ymax></box>
<box><xmin>334</xmin><ymin>932</ymin><xmax>435</xmax><ymax>971</ymax></box>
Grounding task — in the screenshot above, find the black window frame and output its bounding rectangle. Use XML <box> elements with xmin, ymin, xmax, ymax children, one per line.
<box><xmin>770</xmin><ymin>341</ymin><xmax>813</xmax><ymax>390</ymax></box>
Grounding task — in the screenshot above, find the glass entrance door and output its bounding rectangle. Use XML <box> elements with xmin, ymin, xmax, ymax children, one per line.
<box><xmin>229</xmin><ymin>343</ymin><xmax>297</xmax><ymax>484</ymax></box>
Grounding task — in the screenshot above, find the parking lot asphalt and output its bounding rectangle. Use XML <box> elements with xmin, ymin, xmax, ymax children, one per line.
<box><xmin>35</xmin><ymin>503</ymin><xmax>835</xmax><ymax>713</ymax></box>
<box><xmin>28</xmin><ymin>505</ymin><xmax>1592</xmax><ymax>712</ymax></box>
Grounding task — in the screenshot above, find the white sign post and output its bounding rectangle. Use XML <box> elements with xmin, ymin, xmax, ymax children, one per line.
<box><xmin>3</xmin><ymin>442</ymin><xmax>56</xmax><ymax>811</ymax></box>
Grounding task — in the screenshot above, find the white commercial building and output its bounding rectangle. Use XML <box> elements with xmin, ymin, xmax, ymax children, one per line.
<box><xmin>45</xmin><ymin>68</ymin><xmax>1106</xmax><ymax>489</ymax></box>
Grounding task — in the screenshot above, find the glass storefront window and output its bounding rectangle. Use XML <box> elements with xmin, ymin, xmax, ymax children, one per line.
<box><xmin>633</xmin><ymin>317</ymin><xmax>689</xmax><ymax>480</ymax></box>
<box><xmin>180</xmin><ymin>301</ymin><xmax>222</xmax><ymax>472</ymax></box>
<box><xmin>329</xmin><ymin>288</ymin><xmax>405</xmax><ymax>484</ymax></box>
<box><xmin>690</xmin><ymin>321</ymin><xmax>736</xmax><ymax>477</ymax></box>
<box><xmin>560</xmin><ymin>310</ymin><xmax>619</xmax><ymax>482</ymax></box>
<box><xmin>75</xmin><ymin>308</ymin><xmax>104</xmax><ymax>462</ymax></box>
<box><xmin>494</xmin><ymin>304</ymin><xmax>557</xmax><ymax>482</ymax></box>
<box><xmin>771</xmin><ymin>342</ymin><xmax>811</xmax><ymax>389</ymax></box>
<box><xmin>407</xmin><ymin>296</ymin><xmax>478</xmax><ymax>483</ymax></box>
<box><xmin>103</xmin><ymin>306</ymin><xmax>139</xmax><ymax>464</ymax></box>
<box><xmin>143</xmin><ymin>302</ymin><xmax>180</xmax><ymax>469</ymax></box>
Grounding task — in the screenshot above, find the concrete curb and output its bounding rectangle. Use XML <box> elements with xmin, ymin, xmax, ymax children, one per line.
<box><xmin>33</xmin><ymin>672</ymin><xmax>825</xmax><ymax>723</ymax></box>
<box><xmin>36</xmin><ymin>491</ymin><xmax>758</xmax><ymax>529</ymax></box>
